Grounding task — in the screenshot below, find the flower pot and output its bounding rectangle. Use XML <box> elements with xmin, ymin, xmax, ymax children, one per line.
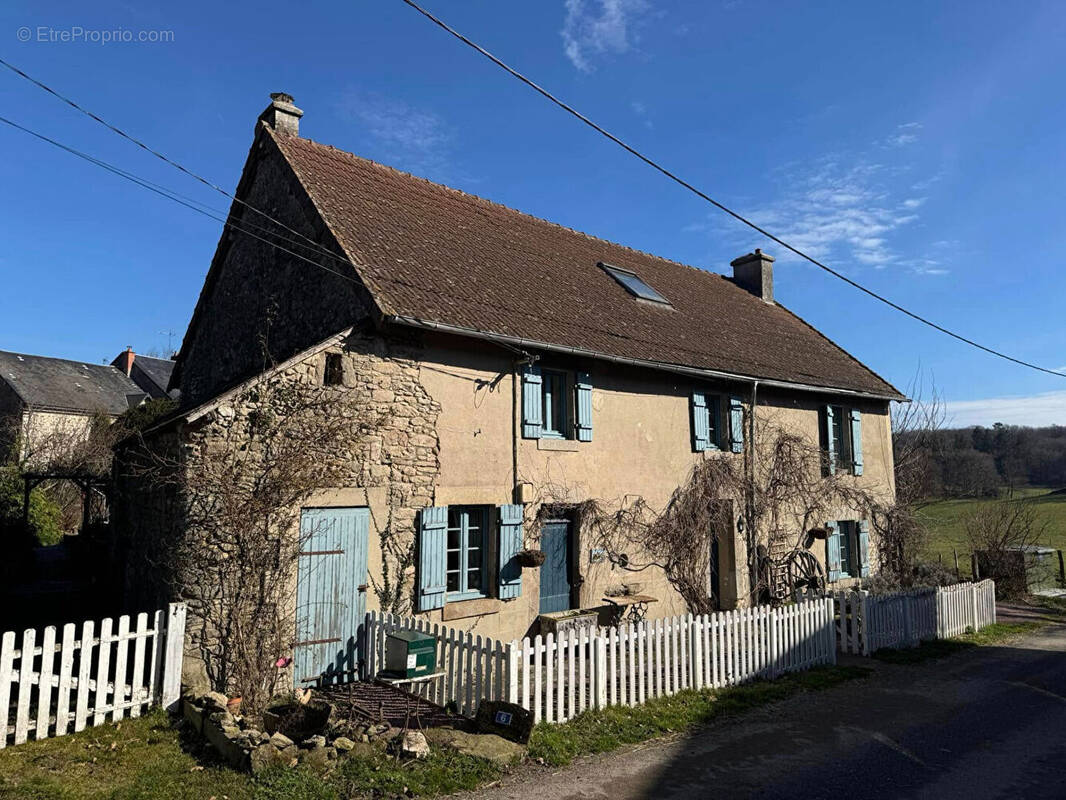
<box><xmin>226</xmin><ymin>696</ymin><xmax>242</xmax><ymax>714</ymax></box>
<box><xmin>516</xmin><ymin>549</ymin><xmax>546</xmax><ymax>568</ymax></box>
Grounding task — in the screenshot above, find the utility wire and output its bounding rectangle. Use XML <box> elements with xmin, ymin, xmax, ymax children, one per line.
<box><xmin>0</xmin><ymin>57</ymin><xmax>353</xmax><ymax>269</ymax></box>
<box><xmin>398</xmin><ymin>0</ymin><xmax>1065</xmax><ymax>379</ymax></box>
<box><xmin>0</xmin><ymin>115</ymin><xmax>365</xmax><ymax>288</ymax></box>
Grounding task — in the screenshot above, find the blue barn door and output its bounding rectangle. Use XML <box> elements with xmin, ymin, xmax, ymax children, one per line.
<box><xmin>294</xmin><ymin>507</ymin><xmax>369</xmax><ymax>685</ymax></box>
<box><xmin>539</xmin><ymin>518</ymin><xmax>573</xmax><ymax>614</ymax></box>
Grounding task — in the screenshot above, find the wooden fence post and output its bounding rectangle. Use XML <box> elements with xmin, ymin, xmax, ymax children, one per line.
<box><xmin>506</xmin><ymin>640</ymin><xmax>519</xmax><ymax>705</ymax></box>
<box><xmin>160</xmin><ymin>603</ymin><xmax>186</xmax><ymax>711</ymax></box>
<box><xmin>859</xmin><ymin>592</ymin><xmax>870</xmax><ymax>657</ymax></box>
<box><xmin>970</xmin><ymin>583</ymin><xmax>979</xmax><ymax>631</ymax></box>
<box><xmin>594</xmin><ymin>632</ymin><xmax>607</xmax><ymax>710</ymax></box>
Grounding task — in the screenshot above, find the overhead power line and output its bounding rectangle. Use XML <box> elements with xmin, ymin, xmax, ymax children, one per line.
<box><xmin>397</xmin><ymin>0</ymin><xmax>1065</xmax><ymax>380</ymax></box>
<box><xmin>0</xmin><ymin>57</ymin><xmax>350</xmax><ymax>270</ymax></box>
<box><xmin>0</xmin><ymin>115</ymin><xmax>364</xmax><ymax>288</ymax></box>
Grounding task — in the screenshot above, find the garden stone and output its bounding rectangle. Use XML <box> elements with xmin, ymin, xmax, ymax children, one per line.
<box><xmin>399</xmin><ymin>731</ymin><xmax>430</xmax><ymax>760</ymax></box>
<box><xmin>269</xmin><ymin>732</ymin><xmax>294</xmax><ymax>750</ymax></box>
<box><xmin>209</xmin><ymin>710</ymin><xmax>235</xmax><ymax>727</ymax></box>
<box><xmin>425</xmin><ymin>728</ymin><xmax>526</xmax><ymax>765</ymax></box>
<box><xmin>200</xmin><ymin>691</ymin><xmax>229</xmax><ymax>712</ymax></box>
<box><xmin>332</xmin><ymin>737</ymin><xmax>355</xmax><ymax>752</ymax></box>
<box><xmin>250</xmin><ymin>743</ymin><xmax>289</xmax><ymax>774</ymax></box>
<box><xmin>298</xmin><ymin>746</ymin><xmax>332</xmax><ymax>770</ymax></box>
<box><xmin>301</xmin><ymin>735</ymin><xmax>327</xmax><ymax>749</ymax></box>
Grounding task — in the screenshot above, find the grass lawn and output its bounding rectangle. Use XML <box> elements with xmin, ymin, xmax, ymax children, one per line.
<box><xmin>872</xmin><ymin>621</ymin><xmax>1048</xmax><ymax>665</ymax></box>
<box><xmin>526</xmin><ymin>665</ymin><xmax>871</xmax><ymax>767</ymax></box>
<box><xmin>920</xmin><ymin>487</ymin><xmax>1066</xmax><ymax>576</ymax></box>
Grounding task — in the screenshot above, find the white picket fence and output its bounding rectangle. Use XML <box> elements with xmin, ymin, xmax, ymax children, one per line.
<box><xmin>366</xmin><ymin>598</ymin><xmax>836</xmax><ymax>725</ymax></box>
<box><xmin>0</xmin><ymin>603</ymin><xmax>186</xmax><ymax>748</ymax></box>
<box><xmin>805</xmin><ymin>580</ymin><xmax>997</xmax><ymax>655</ymax></box>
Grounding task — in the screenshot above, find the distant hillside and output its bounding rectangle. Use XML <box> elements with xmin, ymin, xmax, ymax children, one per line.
<box><xmin>900</xmin><ymin>424</ymin><xmax>1066</xmax><ymax>498</ymax></box>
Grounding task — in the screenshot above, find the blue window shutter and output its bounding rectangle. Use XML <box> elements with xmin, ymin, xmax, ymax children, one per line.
<box><xmin>521</xmin><ymin>364</ymin><xmax>542</xmax><ymax>439</ymax></box>
<box><xmin>498</xmin><ymin>504</ymin><xmax>524</xmax><ymax>599</ymax></box>
<box><xmin>826</xmin><ymin>522</ymin><xmax>842</xmax><ymax>582</ymax></box>
<box><xmin>691</xmin><ymin>391</ymin><xmax>710</xmax><ymax>452</ymax></box>
<box><xmin>575</xmin><ymin>372</ymin><xmax>593</xmax><ymax>442</ymax></box>
<box><xmin>824</xmin><ymin>405</ymin><xmax>837</xmax><ymax>475</ymax></box>
<box><xmin>858</xmin><ymin>520</ymin><xmax>871</xmax><ymax>577</ymax></box>
<box><xmin>729</xmin><ymin>396</ymin><xmax>744</xmax><ymax>453</ymax></box>
<box><xmin>418</xmin><ymin>506</ymin><xmax>448</xmax><ymax>611</ymax></box>
<box><xmin>850</xmin><ymin>408</ymin><xmax>863</xmax><ymax>476</ymax></box>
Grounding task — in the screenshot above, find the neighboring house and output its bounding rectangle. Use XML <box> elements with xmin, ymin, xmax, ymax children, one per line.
<box><xmin>0</xmin><ymin>350</ymin><xmax>148</xmax><ymax>466</ymax></box>
<box><xmin>111</xmin><ymin>347</ymin><xmax>179</xmax><ymax>400</ymax></box>
<box><xmin>116</xmin><ymin>94</ymin><xmax>904</xmax><ymax>687</ymax></box>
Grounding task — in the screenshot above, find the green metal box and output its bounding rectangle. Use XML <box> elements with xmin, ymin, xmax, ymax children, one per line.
<box><xmin>384</xmin><ymin>629</ymin><xmax>437</xmax><ymax>679</ymax></box>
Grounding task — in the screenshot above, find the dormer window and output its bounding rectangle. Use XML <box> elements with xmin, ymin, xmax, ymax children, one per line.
<box><xmin>598</xmin><ymin>261</ymin><xmax>670</xmax><ymax>305</ymax></box>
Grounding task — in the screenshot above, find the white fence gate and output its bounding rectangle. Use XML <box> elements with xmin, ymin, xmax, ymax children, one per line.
<box><xmin>807</xmin><ymin>580</ymin><xmax>997</xmax><ymax>655</ymax></box>
<box><xmin>366</xmin><ymin>599</ymin><xmax>836</xmax><ymax>725</ymax></box>
<box><xmin>1</xmin><ymin>603</ymin><xmax>186</xmax><ymax>748</ymax></box>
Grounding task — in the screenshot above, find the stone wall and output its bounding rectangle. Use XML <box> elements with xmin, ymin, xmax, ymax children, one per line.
<box><xmin>175</xmin><ymin>128</ymin><xmax>374</xmax><ymax>410</ymax></box>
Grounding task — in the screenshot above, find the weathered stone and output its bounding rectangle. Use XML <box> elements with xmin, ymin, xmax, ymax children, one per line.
<box><xmin>269</xmin><ymin>732</ymin><xmax>294</xmax><ymax>750</ymax></box>
<box><xmin>332</xmin><ymin>736</ymin><xmax>356</xmax><ymax>752</ymax></box>
<box><xmin>298</xmin><ymin>746</ymin><xmax>332</xmax><ymax>770</ymax></box>
<box><xmin>250</xmin><ymin>743</ymin><xmax>290</xmax><ymax>774</ymax></box>
<box><xmin>209</xmin><ymin>710</ymin><xmax>235</xmax><ymax>727</ymax></box>
<box><xmin>424</xmin><ymin>728</ymin><xmax>526</xmax><ymax>765</ymax></box>
<box><xmin>182</xmin><ymin>699</ymin><xmax>206</xmax><ymax>735</ymax></box>
<box><xmin>200</xmin><ymin>691</ymin><xmax>229</xmax><ymax>712</ymax></box>
<box><xmin>301</xmin><ymin>735</ymin><xmax>327</xmax><ymax>749</ymax></box>
<box><xmin>399</xmin><ymin>731</ymin><xmax>430</xmax><ymax>760</ymax></box>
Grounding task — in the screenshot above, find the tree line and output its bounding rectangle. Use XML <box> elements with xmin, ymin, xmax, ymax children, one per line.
<box><xmin>900</xmin><ymin>423</ymin><xmax>1066</xmax><ymax>499</ymax></box>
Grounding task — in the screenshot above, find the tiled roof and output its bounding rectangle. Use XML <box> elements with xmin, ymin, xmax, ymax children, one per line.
<box><xmin>131</xmin><ymin>355</ymin><xmax>176</xmax><ymax>398</ymax></box>
<box><xmin>0</xmin><ymin>350</ymin><xmax>145</xmax><ymax>415</ymax></box>
<box><xmin>270</xmin><ymin>129</ymin><xmax>902</xmax><ymax>399</ymax></box>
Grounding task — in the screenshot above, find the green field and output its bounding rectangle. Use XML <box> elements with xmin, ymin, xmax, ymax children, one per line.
<box><xmin>919</xmin><ymin>487</ymin><xmax>1066</xmax><ymax>578</ymax></box>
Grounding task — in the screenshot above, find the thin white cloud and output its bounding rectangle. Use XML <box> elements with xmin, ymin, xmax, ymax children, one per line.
<box><xmin>335</xmin><ymin>91</ymin><xmax>453</xmax><ymax>180</ymax></box>
<box><xmin>713</xmin><ymin>158</ymin><xmax>925</xmax><ymax>271</ymax></box>
<box><xmin>945</xmin><ymin>391</ymin><xmax>1066</xmax><ymax>427</ymax></box>
<box><xmin>630</xmin><ymin>99</ymin><xmax>653</xmax><ymax>128</ymax></box>
<box><xmin>883</xmin><ymin>122</ymin><xmax>923</xmax><ymax>148</ymax></box>
<box><xmin>692</xmin><ymin>122</ymin><xmax>947</xmax><ymax>276</ymax></box>
<box><xmin>561</xmin><ymin>0</ymin><xmax>650</xmax><ymax>72</ymax></box>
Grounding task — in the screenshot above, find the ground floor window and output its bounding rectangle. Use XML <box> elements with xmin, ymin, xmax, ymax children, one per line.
<box><xmin>446</xmin><ymin>505</ymin><xmax>489</xmax><ymax>599</ymax></box>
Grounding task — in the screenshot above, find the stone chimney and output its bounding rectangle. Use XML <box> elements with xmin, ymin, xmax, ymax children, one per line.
<box><xmin>258</xmin><ymin>92</ymin><xmax>303</xmax><ymax>136</ymax></box>
<box><xmin>113</xmin><ymin>346</ymin><xmax>135</xmax><ymax>376</ymax></box>
<box><xmin>730</xmin><ymin>249</ymin><xmax>775</xmax><ymax>303</ymax></box>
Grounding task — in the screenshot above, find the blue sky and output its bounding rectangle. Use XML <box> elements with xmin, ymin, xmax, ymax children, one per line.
<box><xmin>1</xmin><ymin>0</ymin><xmax>1064</xmax><ymax>426</ymax></box>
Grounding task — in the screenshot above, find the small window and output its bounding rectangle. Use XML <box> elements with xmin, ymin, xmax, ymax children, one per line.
<box><xmin>446</xmin><ymin>506</ymin><xmax>489</xmax><ymax>599</ymax></box>
<box><xmin>324</xmin><ymin>353</ymin><xmax>344</xmax><ymax>386</ymax></box>
<box><xmin>837</xmin><ymin>521</ymin><xmax>855</xmax><ymax>578</ymax></box>
<box><xmin>541</xmin><ymin>369</ymin><xmax>570</xmax><ymax>438</ymax></box>
<box><xmin>598</xmin><ymin>261</ymin><xmax>670</xmax><ymax>304</ymax></box>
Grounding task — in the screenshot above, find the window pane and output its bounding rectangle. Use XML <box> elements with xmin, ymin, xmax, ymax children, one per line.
<box><xmin>446</xmin><ymin>571</ymin><xmax>460</xmax><ymax>592</ymax></box>
<box><xmin>467</xmin><ymin>569</ymin><xmax>482</xmax><ymax>591</ymax></box>
<box><xmin>602</xmin><ymin>264</ymin><xmax>670</xmax><ymax>304</ymax></box>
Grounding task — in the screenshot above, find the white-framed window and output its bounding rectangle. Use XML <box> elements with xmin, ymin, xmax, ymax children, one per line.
<box><xmin>446</xmin><ymin>505</ymin><xmax>489</xmax><ymax>599</ymax></box>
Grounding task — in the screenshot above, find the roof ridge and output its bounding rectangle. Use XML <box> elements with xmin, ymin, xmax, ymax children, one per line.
<box><xmin>0</xmin><ymin>349</ymin><xmax>120</xmax><ymax>372</ymax></box>
<box><xmin>276</xmin><ymin>131</ymin><xmax>733</xmax><ymax>285</ymax></box>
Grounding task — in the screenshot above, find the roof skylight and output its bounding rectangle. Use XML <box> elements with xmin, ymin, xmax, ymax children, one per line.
<box><xmin>598</xmin><ymin>261</ymin><xmax>671</xmax><ymax>305</ymax></box>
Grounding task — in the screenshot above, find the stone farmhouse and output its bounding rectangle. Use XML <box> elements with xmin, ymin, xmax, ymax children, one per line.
<box><xmin>116</xmin><ymin>94</ymin><xmax>904</xmax><ymax>688</ymax></box>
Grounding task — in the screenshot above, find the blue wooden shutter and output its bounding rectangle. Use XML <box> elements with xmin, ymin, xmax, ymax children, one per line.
<box><xmin>850</xmin><ymin>408</ymin><xmax>863</xmax><ymax>476</ymax></box>
<box><xmin>521</xmin><ymin>364</ymin><xmax>542</xmax><ymax>439</ymax></box>
<box><xmin>418</xmin><ymin>506</ymin><xmax>448</xmax><ymax>611</ymax></box>
<box><xmin>826</xmin><ymin>521</ymin><xmax>842</xmax><ymax>582</ymax></box>
<box><xmin>691</xmin><ymin>391</ymin><xmax>710</xmax><ymax>452</ymax></box>
<box><xmin>498</xmin><ymin>504</ymin><xmax>524</xmax><ymax>599</ymax></box>
<box><xmin>824</xmin><ymin>405</ymin><xmax>837</xmax><ymax>475</ymax></box>
<box><xmin>729</xmin><ymin>396</ymin><xmax>744</xmax><ymax>453</ymax></box>
<box><xmin>858</xmin><ymin>520</ymin><xmax>871</xmax><ymax>577</ymax></box>
<box><xmin>574</xmin><ymin>373</ymin><xmax>592</xmax><ymax>442</ymax></box>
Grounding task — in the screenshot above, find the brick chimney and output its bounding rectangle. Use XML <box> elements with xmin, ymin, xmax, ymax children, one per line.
<box><xmin>113</xmin><ymin>346</ymin><xmax>135</xmax><ymax>376</ymax></box>
<box><xmin>258</xmin><ymin>92</ymin><xmax>303</xmax><ymax>136</ymax></box>
<box><xmin>730</xmin><ymin>249</ymin><xmax>775</xmax><ymax>303</ymax></box>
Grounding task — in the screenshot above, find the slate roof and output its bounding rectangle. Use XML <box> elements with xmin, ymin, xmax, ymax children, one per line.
<box><xmin>131</xmin><ymin>355</ymin><xmax>176</xmax><ymax>398</ymax></box>
<box><xmin>0</xmin><ymin>350</ymin><xmax>146</xmax><ymax>415</ymax></box>
<box><xmin>269</xmin><ymin>129</ymin><xmax>903</xmax><ymax>399</ymax></box>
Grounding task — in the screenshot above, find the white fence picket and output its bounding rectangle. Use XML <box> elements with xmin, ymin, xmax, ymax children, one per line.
<box><xmin>2</xmin><ymin>604</ymin><xmax>185</xmax><ymax>748</ymax></box>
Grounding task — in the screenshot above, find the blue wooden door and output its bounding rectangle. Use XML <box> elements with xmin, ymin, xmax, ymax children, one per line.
<box><xmin>539</xmin><ymin>519</ymin><xmax>573</xmax><ymax>614</ymax></box>
<box><xmin>294</xmin><ymin>507</ymin><xmax>369</xmax><ymax>685</ymax></box>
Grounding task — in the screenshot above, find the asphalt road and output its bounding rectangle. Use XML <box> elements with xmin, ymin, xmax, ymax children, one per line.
<box><xmin>468</xmin><ymin>617</ymin><xmax>1066</xmax><ymax>800</ymax></box>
